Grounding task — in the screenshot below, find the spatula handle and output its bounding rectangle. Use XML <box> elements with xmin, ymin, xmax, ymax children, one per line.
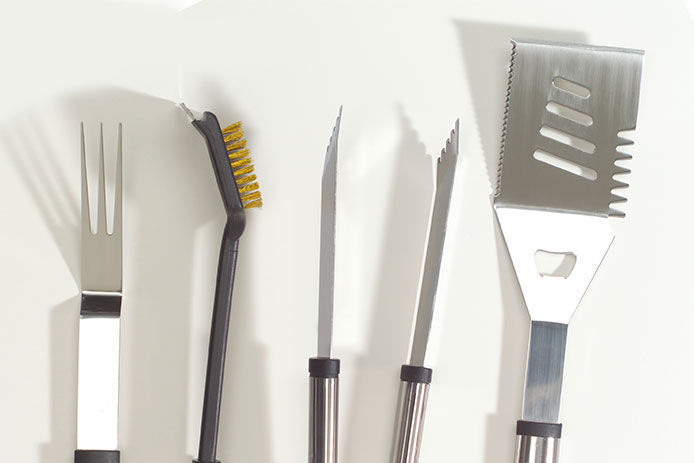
<box><xmin>390</xmin><ymin>365</ymin><xmax>432</xmax><ymax>463</ymax></box>
<box><xmin>309</xmin><ymin>357</ymin><xmax>340</xmax><ymax>463</ymax></box>
<box><xmin>515</xmin><ymin>420</ymin><xmax>561</xmax><ymax>463</ymax></box>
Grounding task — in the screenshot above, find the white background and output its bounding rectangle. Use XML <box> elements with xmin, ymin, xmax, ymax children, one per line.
<box><xmin>1</xmin><ymin>0</ymin><xmax>693</xmax><ymax>462</ymax></box>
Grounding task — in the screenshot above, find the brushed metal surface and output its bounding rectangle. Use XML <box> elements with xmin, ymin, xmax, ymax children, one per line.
<box><xmin>495</xmin><ymin>39</ymin><xmax>644</xmax><ymax>217</ymax></box>
<box><xmin>409</xmin><ymin>121</ymin><xmax>460</xmax><ymax>366</ymax></box>
<box><xmin>317</xmin><ymin>108</ymin><xmax>341</xmax><ymax>358</ymax></box>
<box><xmin>81</xmin><ymin>123</ymin><xmax>122</xmax><ymax>293</ymax></box>
<box><xmin>309</xmin><ymin>377</ymin><xmax>338</xmax><ymax>463</ymax></box>
<box><xmin>391</xmin><ymin>381</ymin><xmax>430</xmax><ymax>463</ymax></box>
<box><xmin>522</xmin><ymin>322</ymin><xmax>568</xmax><ymax>423</ymax></box>
<box><xmin>515</xmin><ymin>435</ymin><xmax>560</xmax><ymax>463</ymax></box>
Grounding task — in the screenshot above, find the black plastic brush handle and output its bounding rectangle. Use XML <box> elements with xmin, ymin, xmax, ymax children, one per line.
<box><xmin>74</xmin><ymin>450</ymin><xmax>120</xmax><ymax>463</ymax></box>
<box><xmin>195</xmin><ymin>229</ymin><xmax>239</xmax><ymax>463</ymax></box>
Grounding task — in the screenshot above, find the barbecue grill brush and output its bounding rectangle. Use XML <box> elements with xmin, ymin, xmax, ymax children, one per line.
<box><xmin>181</xmin><ymin>103</ymin><xmax>262</xmax><ymax>463</ymax></box>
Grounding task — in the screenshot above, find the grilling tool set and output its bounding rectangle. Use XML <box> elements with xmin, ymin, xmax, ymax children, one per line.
<box><xmin>70</xmin><ymin>38</ymin><xmax>644</xmax><ymax>463</ymax></box>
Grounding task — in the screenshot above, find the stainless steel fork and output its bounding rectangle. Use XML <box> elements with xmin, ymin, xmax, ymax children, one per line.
<box><xmin>75</xmin><ymin>123</ymin><xmax>123</xmax><ymax>463</ymax></box>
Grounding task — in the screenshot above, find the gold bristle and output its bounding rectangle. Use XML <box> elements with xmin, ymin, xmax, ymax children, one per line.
<box><xmin>243</xmin><ymin>199</ymin><xmax>262</xmax><ymax>209</ymax></box>
<box><xmin>233</xmin><ymin>165</ymin><xmax>255</xmax><ymax>176</ymax></box>
<box><xmin>221</xmin><ymin>120</ymin><xmax>262</xmax><ymax>208</ymax></box>
<box><xmin>235</xmin><ymin>174</ymin><xmax>256</xmax><ymax>185</ymax></box>
<box><xmin>224</xmin><ymin>130</ymin><xmax>243</xmax><ymax>143</ymax></box>
<box><xmin>238</xmin><ymin>182</ymin><xmax>259</xmax><ymax>194</ymax></box>
<box><xmin>241</xmin><ymin>191</ymin><xmax>261</xmax><ymax>203</ymax></box>
<box><xmin>231</xmin><ymin>157</ymin><xmax>252</xmax><ymax>169</ymax></box>
<box><xmin>222</xmin><ymin>122</ymin><xmax>242</xmax><ymax>133</ymax></box>
<box><xmin>226</xmin><ymin>139</ymin><xmax>247</xmax><ymax>151</ymax></box>
<box><xmin>228</xmin><ymin>148</ymin><xmax>249</xmax><ymax>159</ymax></box>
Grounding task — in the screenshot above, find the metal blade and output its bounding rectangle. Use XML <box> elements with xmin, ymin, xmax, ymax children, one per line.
<box><xmin>409</xmin><ymin>120</ymin><xmax>460</xmax><ymax>366</ymax></box>
<box><xmin>317</xmin><ymin>107</ymin><xmax>342</xmax><ymax>358</ymax></box>
<box><xmin>494</xmin><ymin>39</ymin><xmax>644</xmax><ymax>217</ymax></box>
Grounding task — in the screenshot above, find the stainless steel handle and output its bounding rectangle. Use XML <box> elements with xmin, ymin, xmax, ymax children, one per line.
<box><xmin>309</xmin><ymin>376</ymin><xmax>338</xmax><ymax>463</ymax></box>
<box><xmin>391</xmin><ymin>380</ymin><xmax>430</xmax><ymax>463</ymax></box>
<box><xmin>76</xmin><ymin>294</ymin><xmax>121</xmax><ymax>455</ymax></box>
<box><xmin>515</xmin><ymin>435</ymin><xmax>560</xmax><ymax>463</ymax></box>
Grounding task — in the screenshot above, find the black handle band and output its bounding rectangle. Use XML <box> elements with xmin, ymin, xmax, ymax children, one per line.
<box><xmin>80</xmin><ymin>293</ymin><xmax>122</xmax><ymax>317</ymax></box>
<box><xmin>309</xmin><ymin>357</ymin><xmax>340</xmax><ymax>378</ymax></box>
<box><xmin>400</xmin><ymin>364</ymin><xmax>433</xmax><ymax>384</ymax></box>
<box><xmin>516</xmin><ymin>420</ymin><xmax>562</xmax><ymax>438</ymax></box>
<box><xmin>74</xmin><ymin>450</ymin><xmax>120</xmax><ymax>463</ymax></box>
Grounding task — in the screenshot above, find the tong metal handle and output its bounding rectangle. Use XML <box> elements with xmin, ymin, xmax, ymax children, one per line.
<box><xmin>309</xmin><ymin>358</ymin><xmax>340</xmax><ymax>463</ymax></box>
<box><xmin>390</xmin><ymin>365</ymin><xmax>432</xmax><ymax>463</ymax></box>
<box><xmin>515</xmin><ymin>421</ymin><xmax>561</xmax><ymax>463</ymax></box>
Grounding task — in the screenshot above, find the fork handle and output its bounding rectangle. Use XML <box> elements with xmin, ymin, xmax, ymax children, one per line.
<box><xmin>515</xmin><ymin>421</ymin><xmax>561</xmax><ymax>463</ymax></box>
<box><xmin>309</xmin><ymin>357</ymin><xmax>340</xmax><ymax>463</ymax></box>
<box><xmin>74</xmin><ymin>450</ymin><xmax>120</xmax><ymax>463</ymax></box>
<box><xmin>390</xmin><ymin>365</ymin><xmax>432</xmax><ymax>463</ymax></box>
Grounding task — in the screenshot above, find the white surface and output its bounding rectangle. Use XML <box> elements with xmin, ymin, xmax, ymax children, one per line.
<box><xmin>0</xmin><ymin>0</ymin><xmax>692</xmax><ymax>462</ymax></box>
<box><xmin>77</xmin><ymin>317</ymin><xmax>120</xmax><ymax>450</ymax></box>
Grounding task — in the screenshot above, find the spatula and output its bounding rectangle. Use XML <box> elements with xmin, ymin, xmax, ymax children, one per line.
<box><xmin>493</xmin><ymin>39</ymin><xmax>644</xmax><ymax>463</ymax></box>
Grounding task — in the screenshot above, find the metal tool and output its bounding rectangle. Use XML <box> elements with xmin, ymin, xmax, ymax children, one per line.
<box><xmin>391</xmin><ymin>120</ymin><xmax>460</xmax><ymax>463</ymax></box>
<box><xmin>181</xmin><ymin>103</ymin><xmax>262</xmax><ymax>463</ymax></box>
<box><xmin>493</xmin><ymin>39</ymin><xmax>644</xmax><ymax>463</ymax></box>
<box><xmin>76</xmin><ymin>123</ymin><xmax>123</xmax><ymax>463</ymax></box>
<box><xmin>309</xmin><ymin>107</ymin><xmax>342</xmax><ymax>463</ymax></box>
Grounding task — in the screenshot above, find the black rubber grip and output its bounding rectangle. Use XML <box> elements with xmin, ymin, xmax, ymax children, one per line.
<box><xmin>80</xmin><ymin>294</ymin><xmax>121</xmax><ymax>317</ymax></box>
<box><xmin>400</xmin><ymin>364</ymin><xmax>433</xmax><ymax>384</ymax></box>
<box><xmin>309</xmin><ymin>357</ymin><xmax>340</xmax><ymax>378</ymax></box>
<box><xmin>74</xmin><ymin>450</ymin><xmax>120</xmax><ymax>463</ymax></box>
<box><xmin>193</xmin><ymin>459</ymin><xmax>220</xmax><ymax>463</ymax></box>
<box><xmin>516</xmin><ymin>420</ymin><xmax>562</xmax><ymax>438</ymax></box>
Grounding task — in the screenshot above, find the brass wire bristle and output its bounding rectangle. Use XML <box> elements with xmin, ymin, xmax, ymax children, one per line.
<box><xmin>230</xmin><ymin>157</ymin><xmax>252</xmax><ymax>169</ymax></box>
<box><xmin>222</xmin><ymin>121</ymin><xmax>242</xmax><ymax>133</ymax></box>
<box><xmin>235</xmin><ymin>174</ymin><xmax>256</xmax><ymax>185</ymax></box>
<box><xmin>226</xmin><ymin>139</ymin><xmax>247</xmax><ymax>151</ymax></box>
<box><xmin>223</xmin><ymin>122</ymin><xmax>262</xmax><ymax>209</ymax></box>
<box><xmin>228</xmin><ymin>148</ymin><xmax>249</xmax><ymax>159</ymax></box>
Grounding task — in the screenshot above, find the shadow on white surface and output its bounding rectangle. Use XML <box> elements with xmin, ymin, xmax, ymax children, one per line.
<box><xmin>343</xmin><ymin>107</ymin><xmax>433</xmax><ymax>463</ymax></box>
<box><xmin>39</xmin><ymin>297</ymin><xmax>79</xmax><ymax>463</ymax></box>
<box><xmin>455</xmin><ymin>21</ymin><xmax>586</xmax><ymax>462</ymax></box>
<box><xmin>3</xmin><ymin>122</ymin><xmax>80</xmax><ymax>285</ymax></box>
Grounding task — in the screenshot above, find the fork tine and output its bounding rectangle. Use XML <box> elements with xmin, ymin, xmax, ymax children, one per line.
<box><xmin>81</xmin><ymin>122</ymin><xmax>92</xmax><ymax>236</ymax></box>
<box><xmin>112</xmin><ymin>123</ymin><xmax>122</xmax><ymax>238</ymax></box>
<box><xmin>97</xmin><ymin>123</ymin><xmax>107</xmax><ymax>234</ymax></box>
